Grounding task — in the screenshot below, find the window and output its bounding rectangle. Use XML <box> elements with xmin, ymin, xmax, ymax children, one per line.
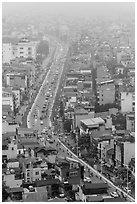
<box><xmin>132</xmin><ymin>102</ymin><xmax>135</xmax><ymax>106</ymax></box>
<box><xmin>20</xmin><ymin>47</ymin><xmax>23</xmax><ymax>49</ymax></box>
<box><xmin>21</xmin><ymin>76</ymin><xmax>25</xmax><ymax>79</ymax></box>
<box><xmin>35</xmin><ymin>171</ymin><xmax>39</xmax><ymax>175</ymax></box>
<box><xmin>18</xmin><ymin>150</ymin><xmax>21</xmax><ymax>154</ymax></box>
<box><xmin>69</xmin><ymin>171</ymin><xmax>78</xmax><ymax>177</ymax></box>
<box><xmin>27</xmin><ymin>172</ymin><xmax>30</xmax><ymax>177</ymax></box>
<box><xmin>28</xmin><ymin>47</ymin><xmax>31</xmax><ymax>50</ymax></box>
<box><xmin>12</xmin><ymin>147</ymin><xmax>14</xmax><ymax>151</ymax></box>
<box><xmin>28</xmin><ymin>52</ymin><xmax>32</xmax><ymax>55</ymax></box>
<box><xmin>20</xmin><ymin>52</ymin><xmax>24</xmax><ymax>54</ymax></box>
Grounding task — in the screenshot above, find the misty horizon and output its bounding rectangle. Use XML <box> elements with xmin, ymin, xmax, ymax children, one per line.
<box><xmin>3</xmin><ymin>2</ymin><xmax>135</xmax><ymax>20</ymax></box>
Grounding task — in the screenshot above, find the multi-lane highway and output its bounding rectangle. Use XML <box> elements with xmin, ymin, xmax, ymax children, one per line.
<box><xmin>27</xmin><ymin>42</ymin><xmax>68</xmax><ymax>135</ymax></box>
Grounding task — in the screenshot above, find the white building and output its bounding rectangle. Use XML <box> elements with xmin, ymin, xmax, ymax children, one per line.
<box><xmin>115</xmin><ymin>141</ymin><xmax>135</xmax><ymax>166</ymax></box>
<box><xmin>2</xmin><ymin>43</ymin><xmax>14</xmax><ymax>64</ymax></box>
<box><xmin>121</xmin><ymin>92</ymin><xmax>135</xmax><ymax>113</ymax></box>
<box><xmin>15</xmin><ymin>37</ymin><xmax>38</xmax><ymax>59</ymax></box>
<box><xmin>2</xmin><ymin>38</ymin><xmax>38</xmax><ymax>64</ymax></box>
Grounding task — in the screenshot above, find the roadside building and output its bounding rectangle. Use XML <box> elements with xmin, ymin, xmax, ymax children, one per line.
<box><xmin>2</xmin><ymin>87</ymin><xmax>14</xmax><ymax>111</ymax></box>
<box><xmin>74</xmin><ymin>108</ymin><xmax>89</xmax><ymax>128</ymax></box>
<box><xmin>16</xmin><ymin>127</ymin><xmax>35</xmax><ymax>138</ymax></box>
<box><xmin>2</xmin><ymin>120</ymin><xmax>19</xmax><ymax>134</ymax></box>
<box><xmin>75</xmin><ymin>182</ymin><xmax>109</xmax><ymax>202</ymax></box>
<box><xmin>6</xmin><ymin>72</ymin><xmax>28</xmax><ymax>90</ymax></box>
<box><xmin>55</xmin><ymin>157</ymin><xmax>84</xmax><ymax>184</ymax></box>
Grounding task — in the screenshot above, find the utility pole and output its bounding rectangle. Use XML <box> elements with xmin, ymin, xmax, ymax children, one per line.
<box><xmin>76</xmin><ymin>131</ymin><xmax>79</xmax><ymax>157</ymax></box>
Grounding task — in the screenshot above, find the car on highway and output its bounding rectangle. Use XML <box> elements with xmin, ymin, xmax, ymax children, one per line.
<box><xmin>42</xmin><ymin>109</ymin><xmax>46</xmax><ymax>113</ymax></box>
<box><xmin>110</xmin><ymin>191</ymin><xmax>119</xmax><ymax>198</ymax></box>
<box><xmin>124</xmin><ymin>187</ymin><xmax>131</xmax><ymax>193</ymax></box>
<box><xmin>40</xmin><ymin>121</ymin><xmax>44</xmax><ymax>125</ymax></box>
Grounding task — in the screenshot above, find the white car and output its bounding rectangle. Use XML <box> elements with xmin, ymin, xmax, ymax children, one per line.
<box><xmin>84</xmin><ymin>177</ymin><xmax>91</xmax><ymax>182</ymax></box>
<box><xmin>110</xmin><ymin>191</ymin><xmax>119</xmax><ymax>198</ymax></box>
<box><xmin>124</xmin><ymin>187</ymin><xmax>131</xmax><ymax>193</ymax></box>
<box><xmin>40</xmin><ymin>121</ymin><xmax>44</xmax><ymax>125</ymax></box>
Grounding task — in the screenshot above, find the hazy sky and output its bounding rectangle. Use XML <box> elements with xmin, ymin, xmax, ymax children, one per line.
<box><xmin>2</xmin><ymin>2</ymin><xmax>135</xmax><ymax>19</ymax></box>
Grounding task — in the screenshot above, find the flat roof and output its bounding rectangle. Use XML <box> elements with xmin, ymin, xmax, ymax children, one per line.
<box><xmin>17</xmin><ymin>127</ymin><xmax>34</xmax><ymax>133</ymax></box>
<box><xmin>6</xmin><ymin>187</ymin><xmax>24</xmax><ymax>193</ymax></box>
<box><xmin>81</xmin><ymin>117</ymin><xmax>105</xmax><ymax>126</ymax></box>
<box><xmin>84</xmin><ymin>182</ymin><xmax>108</xmax><ymax>189</ymax></box>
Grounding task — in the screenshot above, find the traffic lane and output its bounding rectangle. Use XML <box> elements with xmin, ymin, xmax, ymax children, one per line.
<box><xmin>28</xmin><ymin>45</ymin><xmax>59</xmax><ymax>123</ymax></box>
<box><xmin>29</xmin><ymin>46</ymin><xmax>68</xmax><ymax>128</ymax></box>
<box><xmin>32</xmin><ymin>69</ymin><xmax>64</xmax><ymax>127</ymax></box>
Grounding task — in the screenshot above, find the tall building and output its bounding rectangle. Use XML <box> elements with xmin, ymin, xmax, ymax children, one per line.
<box><xmin>2</xmin><ymin>43</ymin><xmax>14</xmax><ymax>64</ymax></box>
<box><xmin>15</xmin><ymin>37</ymin><xmax>38</xmax><ymax>59</ymax></box>
<box><xmin>97</xmin><ymin>81</ymin><xmax>115</xmax><ymax>105</ymax></box>
<box><xmin>2</xmin><ymin>37</ymin><xmax>38</xmax><ymax>64</ymax></box>
<box><xmin>120</xmin><ymin>92</ymin><xmax>135</xmax><ymax>113</ymax></box>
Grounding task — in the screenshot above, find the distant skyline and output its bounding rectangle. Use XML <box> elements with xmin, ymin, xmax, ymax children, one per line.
<box><xmin>2</xmin><ymin>2</ymin><xmax>135</xmax><ymax>20</ymax></box>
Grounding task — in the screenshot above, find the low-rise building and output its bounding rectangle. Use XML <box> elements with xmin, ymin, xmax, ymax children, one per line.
<box><xmin>6</xmin><ymin>72</ymin><xmax>28</xmax><ymax>90</ymax></box>
<box><xmin>2</xmin><ymin>139</ymin><xmax>18</xmax><ymax>161</ymax></box>
<box><xmin>2</xmin><ymin>87</ymin><xmax>14</xmax><ymax>111</ymax></box>
<box><xmin>80</xmin><ymin>117</ymin><xmax>105</xmax><ymax>135</ymax></box>
<box><xmin>75</xmin><ymin>182</ymin><xmax>109</xmax><ymax>202</ymax></box>
<box><xmin>3</xmin><ymin>168</ymin><xmax>23</xmax><ymax>188</ymax></box>
<box><xmin>55</xmin><ymin>157</ymin><xmax>84</xmax><ymax>184</ymax></box>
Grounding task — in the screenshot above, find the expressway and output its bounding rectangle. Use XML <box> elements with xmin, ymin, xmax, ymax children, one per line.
<box><xmin>27</xmin><ymin>42</ymin><xmax>68</xmax><ymax>136</ymax></box>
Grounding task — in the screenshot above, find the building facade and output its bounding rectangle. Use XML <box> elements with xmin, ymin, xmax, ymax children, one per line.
<box><xmin>97</xmin><ymin>81</ymin><xmax>115</xmax><ymax>105</ymax></box>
